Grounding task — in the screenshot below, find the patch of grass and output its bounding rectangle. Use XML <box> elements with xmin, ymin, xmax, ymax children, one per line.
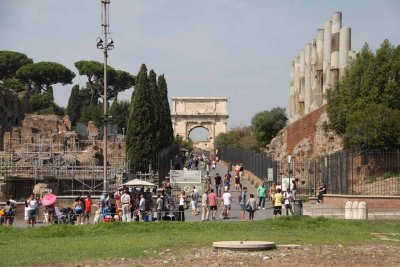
<box><xmin>383</xmin><ymin>172</ymin><xmax>399</xmax><ymax>179</ymax></box>
<box><xmin>0</xmin><ymin>218</ymin><xmax>399</xmax><ymax>266</ymax></box>
<box><xmin>366</xmin><ymin>176</ymin><xmax>377</xmax><ymax>183</ymax></box>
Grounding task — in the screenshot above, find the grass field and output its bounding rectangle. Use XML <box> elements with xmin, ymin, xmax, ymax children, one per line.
<box><xmin>0</xmin><ymin>217</ymin><xmax>399</xmax><ymax>266</ymax></box>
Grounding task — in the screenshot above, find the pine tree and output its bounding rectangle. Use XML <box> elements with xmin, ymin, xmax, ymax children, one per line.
<box><xmin>126</xmin><ymin>64</ymin><xmax>156</xmax><ymax>173</ymax></box>
<box><xmin>158</xmin><ymin>74</ymin><xmax>174</xmax><ymax>147</ymax></box>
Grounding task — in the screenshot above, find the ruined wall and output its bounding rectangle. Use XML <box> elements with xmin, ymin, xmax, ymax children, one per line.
<box><xmin>268</xmin><ymin>106</ymin><xmax>342</xmax><ymax>161</ymax></box>
<box><xmin>0</xmin><ymin>89</ymin><xmax>29</xmax><ymax>150</ymax></box>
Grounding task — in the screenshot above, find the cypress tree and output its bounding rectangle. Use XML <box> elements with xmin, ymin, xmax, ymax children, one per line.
<box><xmin>66</xmin><ymin>84</ymin><xmax>81</xmax><ymax>126</ymax></box>
<box><xmin>158</xmin><ymin>74</ymin><xmax>174</xmax><ymax>147</ymax></box>
<box><xmin>148</xmin><ymin>70</ymin><xmax>161</xmax><ymax>152</ymax></box>
<box><xmin>126</xmin><ymin>64</ymin><xmax>156</xmax><ymax>173</ymax></box>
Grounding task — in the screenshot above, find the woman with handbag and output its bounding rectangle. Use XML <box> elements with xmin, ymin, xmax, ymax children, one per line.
<box><xmin>246</xmin><ymin>194</ymin><xmax>257</xmax><ymax>220</ymax></box>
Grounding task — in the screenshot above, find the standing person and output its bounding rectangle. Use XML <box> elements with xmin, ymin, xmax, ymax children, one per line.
<box><xmin>139</xmin><ymin>194</ymin><xmax>146</xmax><ymax>221</ymax></box>
<box><xmin>156</xmin><ymin>194</ymin><xmax>163</xmax><ymax>222</ymax></box>
<box><xmin>291</xmin><ymin>179</ymin><xmax>297</xmax><ymax>200</ymax></box>
<box><xmin>272</xmin><ymin>188</ymin><xmax>284</xmax><ymax>219</ymax></box>
<box><xmin>73</xmin><ymin>197</ymin><xmax>84</xmax><ymax>224</ymax></box>
<box><xmin>317</xmin><ymin>183</ymin><xmax>327</xmax><ymax>204</ymax></box>
<box><xmin>246</xmin><ymin>194</ymin><xmax>257</xmax><ymax>220</ymax></box>
<box><xmin>283</xmin><ymin>188</ymin><xmax>294</xmax><ymax>216</ymax></box>
<box><xmin>269</xmin><ymin>183</ymin><xmax>277</xmax><ymax>204</ymax></box>
<box><xmin>211</xmin><ymin>159</ymin><xmax>216</xmax><ymax>171</ymax></box>
<box><xmin>201</xmin><ymin>191</ymin><xmax>209</xmax><ymax>221</ymax></box>
<box><xmin>120</xmin><ymin>190</ymin><xmax>131</xmax><ymax>222</ymax></box>
<box><xmin>214</xmin><ymin>173</ymin><xmax>222</xmax><ymax>197</ymax></box>
<box><xmin>257</xmin><ymin>182</ymin><xmax>267</xmax><ymax>210</ymax></box>
<box><xmin>82</xmin><ymin>195</ymin><xmax>92</xmax><ymax>224</ymax></box>
<box><xmin>208</xmin><ymin>189</ymin><xmax>218</xmax><ymax>220</ymax></box>
<box><xmin>239</xmin><ymin>187</ymin><xmax>247</xmax><ymax>221</ymax></box>
<box><xmin>191</xmin><ymin>186</ymin><xmax>200</xmax><ymax>215</ymax></box>
<box><xmin>8</xmin><ymin>195</ymin><xmax>17</xmax><ymax>226</ymax></box>
<box><xmin>178</xmin><ymin>191</ymin><xmax>186</xmax><ymax>222</ymax></box>
<box><xmin>26</xmin><ymin>195</ymin><xmax>38</xmax><ymax>227</ymax></box>
<box><xmin>221</xmin><ymin>189</ymin><xmax>232</xmax><ymax>219</ymax></box>
<box><xmin>234</xmin><ymin>163</ymin><xmax>241</xmax><ymax>178</ymax></box>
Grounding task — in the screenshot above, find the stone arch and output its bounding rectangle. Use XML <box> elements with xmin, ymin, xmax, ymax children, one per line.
<box><xmin>171</xmin><ymin>97</ymin><xmax>228</xmax><ymax>151</ymax></box>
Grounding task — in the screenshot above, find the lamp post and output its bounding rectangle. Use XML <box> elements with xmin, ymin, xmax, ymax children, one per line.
<box><xmin>97</xmin><ymin>0</ymin><xmax>114</xmax><ymax>194</ymax></box>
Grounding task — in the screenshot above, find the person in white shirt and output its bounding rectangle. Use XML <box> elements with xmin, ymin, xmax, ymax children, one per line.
<box><xmin>120</xmin><ymin>190</ymin><xmax>131</xmax><ymax>222</ymax></box>
<box><xmin>284</xmin><ymin>188</ymin><xmax>294</xmax><ymax>216</ymax></box>
<box><xmin>221</xmin><ymin>190</ymin><xmax>232</xmax><ymax>219</ymax></box>
<box><xmin>139</xmin><ymin>195</ymin><xmax>146</xmax><ymax>221</ymax></box>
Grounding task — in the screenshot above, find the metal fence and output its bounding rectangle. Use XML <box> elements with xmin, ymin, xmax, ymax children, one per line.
<box><xmin>218</xmin><ymin>146</ymin><xmax>276</xmax><ymax>181</ymax></box>
<box><xmin>220</xmin><ymin>147</ymin><xmax>400</xmax><ymax>197</ymax></box>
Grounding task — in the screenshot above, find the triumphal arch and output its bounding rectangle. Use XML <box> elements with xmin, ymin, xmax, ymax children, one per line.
<box><xmin>171</xmin><ymin>97</ymin><xmax>228</xmax><ymax>150</ymax></box>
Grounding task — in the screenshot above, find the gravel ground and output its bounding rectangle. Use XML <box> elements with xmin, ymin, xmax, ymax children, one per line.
<box><xmin>37</xmin><ymin>242</ymin><xmax>399</xmax><ymax>267</ymax></box>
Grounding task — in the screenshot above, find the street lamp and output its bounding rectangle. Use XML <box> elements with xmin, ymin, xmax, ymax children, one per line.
<box><xmin>97</xmin><ymin>0</ymin><xmax>114</xmax><ymax>195</ymax></box>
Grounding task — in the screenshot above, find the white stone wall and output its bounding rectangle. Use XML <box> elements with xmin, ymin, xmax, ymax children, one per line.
<box><xmin>290</xmin><ymin>12</ymin><xmax>356</xmax><ymax>122</ymax></box>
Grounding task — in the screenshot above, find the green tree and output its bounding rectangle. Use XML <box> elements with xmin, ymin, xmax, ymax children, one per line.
<box><xmin>0</xmin><ymin>51</ymin><xmax>33</xmax><ymax>79</ymax></box>
<box><xmin>109</xmin><ymin>99</ymin><xmax>130</xmax><ymax>134</ymax></box>
<box><xmin>158</xmin><ymin>74</ymin><xmax>174</xmax><ymax>148</ymax></box>
<box><xmin>126</xmin><ymin>64</ymin><xmax>156</xmax><ymax>173</ymax></box>
<box><xmin>29</xmin><ymin>92</ymin><xmax>64</xmax><ymax>116</ymax></box>
<box><xmin>66</xmin><ymin>85</ymin><xmax>83</xmax><ymax>126</ymax></box>
<box><xmin>215</xmin><ymin>126</ymin><xmax>257</xmax><ymax>150</ymax></box>
<box><xmin>79</xmin><ymin>104</ymin><xmax>103</xmax><ymax>127</ymax></box>
<box><xmin>74</xmin><ymin>60</ymin><xmax>135</xmax><ymax>105</ymax></box>
<box><xmin>251</xmin><ymin>107</ymin><xmax>288</xmax><ymax>148</ymax></box>
<box><xmin>16</xmin><ymin>61</ymin><xmax>75</xmax><ymax>97</ymax></box>
<box><xmin>327</xmin><ymin>40</ymin><xmax>400</xmax><ymax>149</ymax></box>
<box><xmin>148</xmin><ymin>70</ymin><xmax>161</xmax><ymax>150</ymax></box>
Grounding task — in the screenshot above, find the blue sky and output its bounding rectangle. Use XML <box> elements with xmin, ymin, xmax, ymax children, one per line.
<box><xmin>1</xmin><ymin>1</ymin><xmax>399</xmax><ymax>139</ymax></box>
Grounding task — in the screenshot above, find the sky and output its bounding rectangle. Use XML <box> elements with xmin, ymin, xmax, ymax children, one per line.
<box><xmin>1</xmin><ymin>0</ymin><xmax>399</xmax><ymax>140</ymax></box>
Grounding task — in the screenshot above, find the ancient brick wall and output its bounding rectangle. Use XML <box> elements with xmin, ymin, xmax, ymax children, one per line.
<box><xmin>286</xmin><ymin>106</ymin><xmax>327</xmax><ymax>155</ymax></box>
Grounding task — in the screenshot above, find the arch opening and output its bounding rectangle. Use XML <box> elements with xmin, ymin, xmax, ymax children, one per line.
<box><xmin>188</xmin><ymin>126</ymin><xmax>212</xmax><ymax>151</ymax></box>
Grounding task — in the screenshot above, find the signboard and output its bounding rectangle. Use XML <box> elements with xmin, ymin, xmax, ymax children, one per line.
<box><xmin>170</xmin><ymin>170</ymin><xmax>201</xmax><ymax>184</ymax></box>
<box><xmin>267</xmin><ymin>168</ymin><xmax>274</xmax><ymax>182</ymax></box>
<box><xmin>281</xmin><ymin>177</ymin><xmax>295</xmax><ymax>192</ymax></box>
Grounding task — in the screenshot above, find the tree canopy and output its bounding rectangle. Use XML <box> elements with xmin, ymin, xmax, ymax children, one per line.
<box><xmin>16</xmin><ymin>61</ymin><xmax>75</xmax><ymax>97</ymax></box>
<box><xmin>251</xmin><ymin>107</ymin><xmax>288</xmax><ymax>148</ymax></box>
<box><xmin>215</xmin><ymin>126</ymin><xmax>258</xmax><ymax>151</ymax></box>
<box><xmin>74</xmin><ymin>60</ymin><xmax>135</xmax><ymax>105</ymax></box>
<box><xmin>327</xmin><ymin>40</ymin><xmax>400</xmax><ymax>150</ymax></box>
<box><xmin>0</xmin><ymin>51</ymin><xmax>33</xmax><ymax>79</ymax></box>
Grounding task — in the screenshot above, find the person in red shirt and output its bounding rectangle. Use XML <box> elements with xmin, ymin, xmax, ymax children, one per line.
<box><xmin>83</xmin><ymin>195</ymin><xmax>92</xmax><ymax>224</ymax></box>
<box><xmin>207</xmin><ymin>189</ymin><xmax>218</xmax><ymax>220</ymax></box>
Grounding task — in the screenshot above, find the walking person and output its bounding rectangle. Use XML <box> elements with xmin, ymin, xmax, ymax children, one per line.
<box><xmin>82</xmin><ymin>195</ymin><xmax>92</xmax><ymax>224</ymax></box>
<box><xmin>246</xmin><ymin>194</ymin><xmax>257</xmax><ymax>220</ymax></box>
<box><xmin>191</xmin><ymin>186</ymin><xmax>200</xmax><ymax>215</ymax></box>
<box><xmin>208</xmin><ymin>189</ymin><xmax>218</xmax><ymax>220</ymax></box>
<box><xmin>214</xmin><ymin>173</ymin><xmax>222</xmax><ymax>197</ymax></box>
<box><xmin>257</xmin><ymin>182</ymin><xmax>267</xmax><ymax>209</ymax></box>
<box><xmin>8</xmin><ymin>195</ymin><xmax>17</xmax><ymax>226</ymax></box>
<box><xmin>220</xmin><ymin>189</ymin><xmax>232</xmax><ymax>219</ymax></box>
<box><xmin>120</xmin><ymin>190</ymin><xmax>131</xmax><ymax>222</ymax></box>
<box><xmin>239</xmin><ymin>187</ymin><xmax>247</xmax><ymax>221</ymax></box>
<box><xmin>283</xmin><ymin>188</ymin><xmax>294</xmax><ymax>216</ymax></box>
<box><xmin>201</xmin><ymin>191</ymin><xmax>209</xmax><ymax>221</ymax></box>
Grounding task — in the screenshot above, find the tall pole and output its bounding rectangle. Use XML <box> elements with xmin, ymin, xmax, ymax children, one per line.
<box><xmin>102</xmin><ymin>0</ymin><xmax>110</xmax><ymax>194</ymax></box>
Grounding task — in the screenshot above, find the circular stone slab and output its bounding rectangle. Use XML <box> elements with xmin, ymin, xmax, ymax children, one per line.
<box><xmin>213</xmin><ymin>241</ymin><xmax>275</xmax><ymax>251</ymax></box>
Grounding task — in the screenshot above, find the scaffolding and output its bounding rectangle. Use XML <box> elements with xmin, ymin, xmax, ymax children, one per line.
<box><xmin>0</xmin><ymin>136</ymin><xmax>128</xmax><ymax>199</ymax></box>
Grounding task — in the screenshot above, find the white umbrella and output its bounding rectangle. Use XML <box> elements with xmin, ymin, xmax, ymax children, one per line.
<box><xmin>123</xmin><ymin>179</ymin><xmax>156</xmax><ymax>187</ymax></box>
